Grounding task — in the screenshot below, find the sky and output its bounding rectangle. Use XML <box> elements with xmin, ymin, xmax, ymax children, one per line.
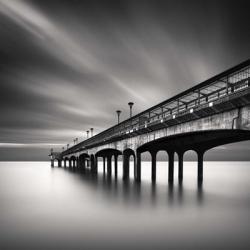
<box><xmin>0</xmin><ymin>0</ymin><xmax>250</xmax><ymax>161</ymax></box>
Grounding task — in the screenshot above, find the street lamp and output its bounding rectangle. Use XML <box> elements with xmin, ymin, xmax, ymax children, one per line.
<box><xmin>86</xmin><ymin>130</ymin><xmax>89</xmax><ymax>139</ymax></box>
<box><xmin>67</xmin><ymin>144</ymin><xmax>69</xmax><ymax>149</ymax></box>
<box><xmin>90</xmin><ymin>128</ymin><xmax>94</xmax><ymax>137</ymax></box>
<box><xmin>128</xmin><ymin>102</ymin><xmax>134</xmax><ymax>118</ymax></box>
<box><xmin>116</xmin><ymin>110</ymin><xmax>121</xmax><ymax>124</ymax></box>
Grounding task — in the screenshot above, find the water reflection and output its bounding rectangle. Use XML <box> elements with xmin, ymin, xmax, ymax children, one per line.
<box><xmin>64</xmin><ymin>167</ymin><xmax>205</xmax><ymax>207</ymax></box>
<box><xmin>1</xmin><ymin>162</ymin><xmax>250</xmax><ymax>250</ymax></box>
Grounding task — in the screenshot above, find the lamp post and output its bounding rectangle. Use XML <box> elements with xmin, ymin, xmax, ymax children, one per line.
<box><xmin>128</xmin><ymin>102</ymin><xmax>134</xmax><ymax>118</ymax></box>
<box><xmin>67</xmin><ymin>144</ymin><xmax>69</xmax><ymax>149</ymax></box>
<box><xmin>116</xmin><ymin>110</ymin><xmax>121</xmax><ymax>124</ymax></box>
<box><xmin>90</xmin><ymin>128</ymin><xmax>94</xmax><ymax>137</ymax></box>
<box><xmin>87</xmin><ymin>130</ymin><xmax>89</xmax><ymax>139</ymax></box>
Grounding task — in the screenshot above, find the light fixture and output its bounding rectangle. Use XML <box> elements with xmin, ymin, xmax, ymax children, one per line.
<box><xmin>173</xmin><ymin>114</ymin><xmax>176</xmax><ymax>119</ymax></box>
<box><xmin>190</xmin><ymin>108</ymin><xmax>194</xmax><ymax>113</ymax></box>
<box><xmin>209</xmin><ymin>102</ymin><xmax>213</xmax><ymax>107</ymax></box>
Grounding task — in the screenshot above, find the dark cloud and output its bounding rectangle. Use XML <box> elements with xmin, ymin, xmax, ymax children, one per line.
<box><xmin>0</xmin><ymin>0</ymin><xmax>250</xmax><ymax>160</ymax></box>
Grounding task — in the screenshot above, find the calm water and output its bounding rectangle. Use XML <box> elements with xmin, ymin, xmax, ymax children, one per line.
<box><xmin>0</xmin><ymin>161</ymin><xmax>249</xmax><ymax>250</ymax></box>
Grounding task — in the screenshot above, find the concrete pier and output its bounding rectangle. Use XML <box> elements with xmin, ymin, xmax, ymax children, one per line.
<box><xmin>178</xmin><ymin>152</ymin><xmax>183</xmax><ymax>182</ymax></box>
<box><xmin>151</xmin><ymin>151</ymin><xmax>156</xmax><ymax>182</ymax></box>
<box><xmin>168</xmin><ymin>151</ymin><xmax>174</xmax><ymax>183</ymax></box>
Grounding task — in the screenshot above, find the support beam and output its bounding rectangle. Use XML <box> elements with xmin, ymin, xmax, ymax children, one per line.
<box><xmin>122</xmin><ymin>154</ymin><xmax>129</xmax><ymax>180</ymax></box>
<box><xmin>151</xmin><ymin>151</ymin><xmax>156</xmax><ymax>182</ymax></box>
<box><xmin>107</xmin><ymin>155</ymin><xmax>112</xmax><ymax>178</ymax></box>
<box><xmin>136</xmin><ymin>153</ymin><xmax>141</xmax><ymax>182</ymax></box>
<box><xmin>82</xmin><ymin>158</ymin><xmax>86</xmax><ymax>172</ymax></box>
<box><xmin>197</xmin><ymin>151</ymin><xmax>204</xmax><ymax>182</ymax></box>
<box><xmin>103</xmin><ymin>157</ymin><xmax>106</xmax><ymax>175</ymax></box>
<box><xmin>133</xmin><ymin>155</ymin><xmax>137</xmax><ymax>180</ymax></box>
<box><xmin>114</xmin><ymin>155</ymin><xmax>118</xmax><ymax>178</ymax></box>
<box><xmin>178</xmin><ymin>151</ymin><xmax>184</xmax><ymax>182</ymax></box>
<box><xmin>168</xmin><ymin>151</ymin><xmax>174</xmax><ymax>183</ymax></box>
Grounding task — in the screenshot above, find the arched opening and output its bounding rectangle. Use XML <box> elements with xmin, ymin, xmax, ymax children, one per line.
<box><xmin>122</xmin><ymin>148</ymin><xmax>135</xmax><ymax>180</ymax></box>
<box><xmin>117</xmin><ymin>154</ymin><xmax>123</xmax><ymax>178</ymax></box>
<box><xmin>156</xmin><ymin>150</ymin><xmax>168</xmax><ymax>184</ymax></box>
<box><xmin>183</xmin><ymin>150</ymin><xmax>198</xmax><ymax>187</ymax></box>
<box><xmin>64</xmin><ymin>158</ymin><xmax>68</xmax><ymax>167</ymax></box>
<box><xmin>140</xmin><ymin>151</ymin><xmax>151</xmax><ymax>182</ymax></box>
<box><xmin>129</xmin><ymin>154</ymin><xmax>135</xmax><ymax>179</ymax></box>
<box><xmin>70</xmin><ymin>156</ymin><xmax>77</xmax><ymax>168</ymax></box>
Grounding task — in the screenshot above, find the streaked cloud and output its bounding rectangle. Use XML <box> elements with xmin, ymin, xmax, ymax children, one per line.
<box><xmin>0</xmin><ymin>0</ymin><xmax>249</xmax><ymax>160</ymax></box>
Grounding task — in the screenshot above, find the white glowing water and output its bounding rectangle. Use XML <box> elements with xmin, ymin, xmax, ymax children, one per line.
<box><xmin>0</xmin><ymin>161</ymin><xmax>249</xmax><ymax>249</ymax></box>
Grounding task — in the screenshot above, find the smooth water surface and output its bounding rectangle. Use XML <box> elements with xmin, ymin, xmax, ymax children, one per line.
<box><xmin>0</xmin><ymin>161</ymin><xmax>249</xmax><ymax>250</ymax></box>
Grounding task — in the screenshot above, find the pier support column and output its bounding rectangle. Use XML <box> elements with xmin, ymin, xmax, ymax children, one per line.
<box><xmin>64</xmin><ymin>160</ymin><xmax>67</xmax><ymax>168</ymax></box>
<box><xmin>69</xmin><ymin>160</ymin><xmax>72</xmax><ymax>168</ymax></box>
<box><xmin>197</xmin><ymin>151</ymin><xmax>204</xmax><ymax>182</ymax></box>
<box><xmin>91</xmin><ymin>155</ymin><xmax>97</xmax><ymax>174</ymax></box>
<box><xmin>136</xmin><ymin>153</ymin><xmax>141</xmax><ymax>182</ymax></box>
<box><xmin>103</xmin><ymin>157</ymin><xmax>106</xmax><ymax>175</ymax></box>
<box><xmin>114</xmin><ymin>155</ymin><xmax>118</xmax><ymax>178</ymax></box>
<box><xmin>123</xmin><ymin>154</ymin><xmax>129</xmax><ymax>180</ymax></box>
<box><xmin>178</xmin><ymin>151</ymin><xmax>184</xmax><ymax>182</ymax></box>
<box><xmin>95</xmin><ymin>156</ymin><xmax>98</xmax><ymax>174</ymax></box>
<box><xmin>51</xmin><ymin>160</ymin><xmax>54</xmax><ymax>167</ymax></box>
<box><xmin>107</xmin><ymin>155</ymin><xmax>112</xmax><ymax>178</ymax></box>
<box><xmin>168</xmin><ymin>151</ymin><xmax>174</xmax><ymax>183</ymax></box>
<box><xmin>58</xmin><ymin>160</ymin><xmax>62</xmax><ymax>168</ymax></box>
<box><xmin>82</xmin><ymin>158</ymin><xmax>86</xmax><ymax>172</ymax></box>
<box><xmin>151</xmin><ymin>151</ymin><xmax>156</xmax><ymax>183</ymax></box>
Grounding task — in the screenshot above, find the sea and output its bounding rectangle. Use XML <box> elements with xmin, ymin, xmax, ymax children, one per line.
<box><xmin>0</xmin><ymin>161</ymin><xmax>249</xmax><ymax>250</ymax></box>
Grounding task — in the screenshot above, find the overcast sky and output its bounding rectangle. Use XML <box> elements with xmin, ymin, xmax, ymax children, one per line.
<box><xmin>0</xmin><ymin>0</ymin><xmax>250</xmax><ymax>161</ymax></box>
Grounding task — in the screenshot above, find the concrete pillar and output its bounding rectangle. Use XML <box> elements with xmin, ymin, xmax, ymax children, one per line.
<box><xmin>82</xmin><ymin>158</ymin><xmax>86</xmax><ymax>172</ymax></box>
<box><xmin>197</xmin><ymin>151</ymin><xmax>204</xmax><ymax>182</ymax></box>
<box><xmin>72</xmin><ymin>159</ymin><xmax>76</xmax><ymax>168</ymax></box>
<box><xmin>178</xmin><ymin>151</ymin><xmax>184</xmax><ymax>182</ymax></box>
<box><xmin>69</xmin><ymin>160</ymin><xmax>72</xmax><ymax>168</ymax></box>
<box><xmin>51</xmin><ymin>160</ymin><xmax>54</xmax><ymax>167</ymax></box>
<box><xmin>107</xmin><ymin>155</ymin><xmax>112</xmax><ymax>178</ymax></box>
<box><xmin>64</xmin><ymin>160</ymin><xmax>67</xmax><ymax>168</ymax></box>
<box><xmin>136</xmin><ymin>153</ymin><xmax>141</xmax><ymax>182</ymax></box>
<box><xmin>134</xmin><ymin>155</ymin><xmax>137</xmax><ymax>180</ymax></box>
<box><xmin>91</xmin><ymin>156</ymin><xmax>97</xmax><ymax>174</ymax></box>
<box><xmin>114</xmin><ymin>155</ymin><xmax>118</xmax><ymax>178</ymax></box>
<box><xmin>151</xmin><ymin>151</ymin><xmax>156</xmax><ymax>182</ymax></box>
<box><xmin>58</xmin><ymin>160</ymin><xmax>62</xmax><ymax>167</ymax></box>
<box><xmin>168</xmin><ymin>151</ymin><xmax>174</xmax><ymax>183</ymax></box>
<box><xmin>103</xmin><ymin>157</ymin><xmax>106</xmax><ymax>175</ymax></box>
<box><xmin>123</xmin><ymin>154</ymin><xmax>129</xmax><ymax>180</ymax></box>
